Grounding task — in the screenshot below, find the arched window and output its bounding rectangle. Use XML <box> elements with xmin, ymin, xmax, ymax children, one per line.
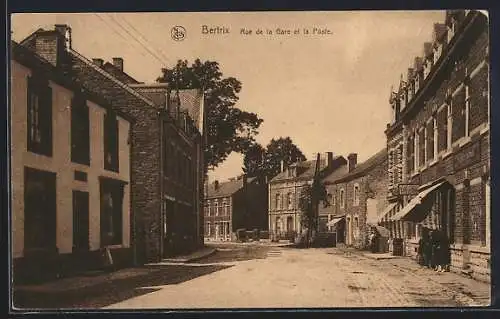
<box><xmin>353</xmin><ymin>184</ymin><xmax>360</xmax><ymax>206</ymax></box>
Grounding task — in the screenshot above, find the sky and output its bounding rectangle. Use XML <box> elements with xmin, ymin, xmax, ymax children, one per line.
<box><xmin>11</xmin><ymin>11</ymin><xmax>446</xmax><ymax>183</ymax></box>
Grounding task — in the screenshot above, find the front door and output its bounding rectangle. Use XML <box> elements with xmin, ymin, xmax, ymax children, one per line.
<box><xmin>72</xmin><ymin>190</ymin><xmax>89</xmax><ymax>251</ymax></box>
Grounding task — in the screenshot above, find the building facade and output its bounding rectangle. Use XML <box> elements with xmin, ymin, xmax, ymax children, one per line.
<box><xmin>381</xmin><ymin>10</ymin><xmax>490</xmax><ymax>282</ymax></box>
<box><xmin>268</xmin><ymin>153</ymin><xmax>344</xmax><ymax>239</ymax></box>
<box><xmin>204</xmin><ymin>175</ymin><xmax>268</xmax><ymax>240</ymax></box>
<box><xmin>11</xmin><ymin>40</ymin><xmax>132</xmax><ymax>282</ymax></box>
<box><xmin>18</xmin><ymin>25</ymin><xmax>205</xmax><ymax>264</ymax></box>
<box><xmin>321</xmin><ymin>150</ymin><xmax>389</xmax><ymax>248</ymax></box>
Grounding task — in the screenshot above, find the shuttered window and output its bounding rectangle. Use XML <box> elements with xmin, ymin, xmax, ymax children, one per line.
<box><xmin>103</xmin><ymin>111</ymin><xmax>119</xmax><ymax>172</ymax></box>
<box><xmin>71</xmin><ymin>94</ymin><xmax>90</xmax><ymax>165</ymax></box>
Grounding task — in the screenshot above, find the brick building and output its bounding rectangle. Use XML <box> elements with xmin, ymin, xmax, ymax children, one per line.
<box><xmin>10</xmin><ymin>40</ymin><xmax>133</xmax><ymax>282</ymax></box>
<box><xmin>380</xmin><ymin>11</ymin><xmax>490</xmax><ymax>282</ymax></box>
<box><xmin>204</xmin><ymin>175</ymin><xmax>268</xmax><ymax>241</ymax></box>
<box><xmin>320</xmin><ymin>150</ymin><xmax>389</xmax><ymax>248</ymax></box>
<box><xmin>18</xmin><ymin>25</ymin><xmax>205</xmax><ymax>263</ymax></box>
<box><xmin>268</xmin><ymin>153</ymin><xmax>345</xmax><ymax>239</ymax></box>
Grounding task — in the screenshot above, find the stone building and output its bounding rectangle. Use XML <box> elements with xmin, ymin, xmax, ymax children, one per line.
<box><xmin>321</xmin><ymin>150</ymin><xmax>389</xmax><ymax>248</ymax></box>
<box><xmin>11</xmin><ymin>40</ymin><xmax>133</xmax><ymax>282</ymax></box>
<box><xmin>268</xmin><ymin>153</ymin><xmax>345</xmax><ymax>239</ymax></box>
<box><xmin>204</xmin><ymin>175</ymin><xmax>268</xmax><ymax>241</ymax></box>
<box><xmin>381</xmin><ymin>10</ymin><xmax>490</xmax><ymax>282</ymax></box>
<box><xmin>18</xmin><ymin>25</ymin><xmax>205</xmax><ymax>264</ymax></box>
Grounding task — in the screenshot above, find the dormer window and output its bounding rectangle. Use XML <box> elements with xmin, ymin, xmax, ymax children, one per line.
<box><xmin>415</xmin><ymin>74</ymin><xmax>420</xmax><ymax>92</ymax></box>
<box><xmin>448</xmin><ymin>17</ymin><xmax>457</xmax><ymax>43</ymax></box>
<box><xmin>424</xmin><ymin>58</ymin><xmax>432</xmax><ymax>79</ymax></box>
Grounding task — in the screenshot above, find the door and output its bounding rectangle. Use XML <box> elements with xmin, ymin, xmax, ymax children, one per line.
<box><xmin>72</xmin><ymin>190</ymin><xmax>89</xmax><ymax>251</ymax></box>
<box><xmin>24</xmin><ymin>167</ymin><xmax>57</xmax><ymax>253</ymax></box>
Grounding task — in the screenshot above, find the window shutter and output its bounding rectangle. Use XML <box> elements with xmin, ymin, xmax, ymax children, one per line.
<box><xmin>42</xmin><ymin>85</ymin><xmax>53</xmax><ymax>156</ymax></box>
<box><xmin>26</xmin><ymin>76</ymin><xmax>33</xmax><ymax>150</ymax></box>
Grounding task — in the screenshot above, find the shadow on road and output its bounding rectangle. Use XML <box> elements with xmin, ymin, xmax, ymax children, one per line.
<box><xmin>13</xmin><ymin>263</ymin><xmax>232</xmax><ymax>310</ymax></box>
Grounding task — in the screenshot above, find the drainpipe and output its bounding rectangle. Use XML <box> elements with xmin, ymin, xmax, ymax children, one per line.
<box><xmin>159</xmin><ymin>110</ymin><xmax>165</xmax><ymax>262</ymax></box>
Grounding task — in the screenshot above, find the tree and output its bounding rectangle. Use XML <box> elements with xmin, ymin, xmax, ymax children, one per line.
<box><xmin>157</xmin><ymin>59</ymin><xmax>264</xmax><ymax>172</ymax></box>
<box><xmin>242</xmin><ymin>143</ymin><xmax>266</xmax><ymax>178</ymax></box>
<box><xmin>298</xmin><ymin>155</ymin><xmax>328</xmax><ymax>247</ymax></box>
<box><xmin>264</xmin><ymin>137</ymin><xmax>307</xmax><ymax>179</ymax></box>
<box><xmin>243</xmin><ymin>137</ymin><xmax>307</xmax><ymax>181</ymax></box>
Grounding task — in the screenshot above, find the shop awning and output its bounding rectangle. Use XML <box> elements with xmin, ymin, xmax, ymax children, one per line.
<box><xmin>367</xmin><ymin>202</ymin><xmax>397</xmax><ymax>225</ymax></box>
<box><xmin>327</xmin><ymin>216</ymin><xmax>344</xmax><ymax>227</ymax></box>
<box><xmin>390</xmin><ymin>181</ymin><xmax>446</xmax><ymax>222</ymax></box>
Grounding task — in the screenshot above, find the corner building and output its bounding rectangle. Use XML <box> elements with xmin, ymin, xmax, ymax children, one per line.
<box><xmin>381</xmin><ymin>10</ymin><xmax>490</xmax><ymax>282</ymax></box>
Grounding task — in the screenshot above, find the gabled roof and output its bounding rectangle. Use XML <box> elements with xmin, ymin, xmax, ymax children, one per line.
<box><xmin>206</xmin><ymin>177</ymin><xmax>257</xmax><ymax>199</ymax></box>
<box><xmin>11</xmin><ymin>40</ymin><xmax>134</xmax><ymax>124</ymax></box>
<box><xmin>332</xmin><ymin>148</ymin><xmax>387</xmax><ymax>183</ymax></box>
<box><xmin>270</xmin><ymin>155</ymin><xmax>345</xmax><ymax>183</ymax></box>
<box><xmin>169</xmin><ymin>89</ymin><xmax>205</xmax><ymax>133</ymax></box>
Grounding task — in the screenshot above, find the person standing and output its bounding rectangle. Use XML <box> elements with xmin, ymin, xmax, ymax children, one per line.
<box><xmin>421</xmin><ymin>228</ymin><xmax>431</xmax><ymax>268</ymax></box>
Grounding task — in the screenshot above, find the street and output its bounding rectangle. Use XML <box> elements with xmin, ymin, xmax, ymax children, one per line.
<box><xmin>101</xmin><ymin>244</ymin><xmax>490</xmax><ymax>309</ymax></box>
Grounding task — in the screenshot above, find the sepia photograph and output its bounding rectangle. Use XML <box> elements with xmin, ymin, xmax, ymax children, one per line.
<box><xmin>8</xmin><ymin>10</ymin><xmax>491</xmax><ymax>310</ymax></box>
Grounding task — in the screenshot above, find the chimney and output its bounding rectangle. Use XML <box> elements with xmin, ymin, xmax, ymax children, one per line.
<box><xmin>325</xmin><ymin>152</ymin><xmax>334</xmax><ymax>168</ymax></box>
<box><xmin>347</xmin><ymin>153</ymin><xmax>358</xmax><ymax>172</ymax></box>
<box><xmin>92</xmin><ymin>58</ymin><xmax>104</xmax><ymax>67</ymax></box>
<box><xmin>423</xmin><ymin>42</ymin><xmax>433</xmax><ymax>58</ymax></box>
<box><xmin>433</xmin><ymin>23</ymin><xmax>447</xmax><ymax>43</ymax></box>
<box><xmin>112</xmin><ymin>57</ymin><xmax>124</xmax><ymax>72</ymax></box>
<box><xmin>34</xmin><ymin>25</ymin><xmax>70</xmax><ymax>67</ymax></box>
<box><xmin>54</xmin><ymin>24</ymin><xmax>72</xmax><ymax>50</ymax></box>
<box><xmin>214</xmin><ymin>180</ymin><xmax>219</xmax><ymax>190</ymax></box>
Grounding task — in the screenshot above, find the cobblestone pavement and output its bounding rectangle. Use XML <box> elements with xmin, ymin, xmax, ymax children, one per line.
<box><xmin>104</xmin><ymin>246</ymin><xmax>491</xmax><ymax>309</ymax></box>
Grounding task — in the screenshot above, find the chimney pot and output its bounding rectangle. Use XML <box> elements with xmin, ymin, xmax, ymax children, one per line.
<box><xmin>112</xmin><ymin>57</ymin><xmax>124</xmax><ymax>71</ymax></box>
<box><xmin>92</xmin><ymin>58</ymin><xmax>104</xmax><ymax>67</ymax></box>
<box><xmin>54</xmin><ymin>24</ymin><xmax>72</xmax><ymax>50</ymax></box>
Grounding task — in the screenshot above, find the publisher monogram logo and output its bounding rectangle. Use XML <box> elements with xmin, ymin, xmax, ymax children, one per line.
<box><xmin>171</xmin><ymin>26</ymin><xmax>186</xmax><ymax>41</ymax></box>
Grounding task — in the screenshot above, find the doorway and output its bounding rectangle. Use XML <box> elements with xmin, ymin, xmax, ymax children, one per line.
<box><xmin>72</xmin><ymin>190</ymin><xmax>89</xmax><ymax>252</ymax></box>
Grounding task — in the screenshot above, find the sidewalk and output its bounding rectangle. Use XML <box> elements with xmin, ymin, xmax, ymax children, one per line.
<box><xmin>333</xmin><ymin>246</ymin><xmax>491</xmax><ymax>306</ymax></box>
<box><xmin>14</xmin><ymin>247</ymin><xmax>216</xmax><ymax>296</ymax></box>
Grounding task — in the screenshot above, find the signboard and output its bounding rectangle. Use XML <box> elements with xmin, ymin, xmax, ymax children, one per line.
<box><xmin>397</xmin><ymin>183</ymin><xmax>420</xmax><ymax>196</ymax></box>
<box><xmin>454</xmin><ymin>140</ymin><xmax>481</xmax><ymax>171</ymax></box>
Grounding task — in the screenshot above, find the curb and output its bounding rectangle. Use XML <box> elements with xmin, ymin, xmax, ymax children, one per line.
<box><xmin>162</xmin><ymin>248</ymin><xmax>217</xmax><ymax>263</ymax></box>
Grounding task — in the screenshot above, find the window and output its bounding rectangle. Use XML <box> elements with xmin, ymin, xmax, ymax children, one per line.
<box><xmin>353</xmin><ymin>184</ymin><xmax>360</xmax><ymax>206</ymax></box>
<box><xmin>214</xmin><ymin>201</ymin><xmax>219</xmax><ymax>216</ymax></box>
<box><xmin>71</xmin><ymin>94</ymin><xmax>90</xmax><ymax>165</ymax></box>
<box><xmin>340</xmin><ymin>188</ymin><xmax>345</xmax><ymax>208</ymax></box>
<box><xmin>468</xmin><ymin>66</ymin><xmax>489</xmax><ymax>132</ymax></box>
<box><xmin>426</xmin><ymin>119</ymin><xmax>435</xmax><ymax>161</ymax></box>
<box><xmin>27</xmin><ymin>75</ymin><xmax>52</xmax><ymax>156</ymax></box>
<box><xmin>207</xmin><ymin>222</ymin><xmax>211</xmax><ymax>236</ymax></box>
<box><xmin>452</xmin><ymin>87</ymin><xmax>466</xmax><ymax>143</ymax></box>
<box><xmin>104</xmin><ymin>110</ymin><xmax>119</xmax><ymax>172</ymax></box>
<box><xmin>204</xmin><ymin>204</ymin><xmax>209</xmax><ymax>217</ymax></box>
<box><xmin>437</xmin><ymin>106</ymin><xmax>448</xmax><ymax>152</ymax></box>
<box><xmin>275</xmin><ymin>193</ymin><xmax>281</xmax><ymax>210</ymax></box>
<box><xmin>418</xmin><ymin>128</ymin><xmax>425</xmax><ymax>167</ymax></box>
<box><xmin>207</xmin><ymin>200</ymin><xmax>211</xmax><ymax>216</ymax></box>
<box><xmin>287</xmin><ymin>193</ymin><xmax>293</xmax><ymax>209</ymax></box>
<box><xmin>100</xmin><ymin>178</ymin><xmax>124</xmax><ymax>246</ymax></box>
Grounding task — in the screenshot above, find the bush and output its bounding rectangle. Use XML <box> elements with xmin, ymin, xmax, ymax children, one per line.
<box><xmin>236</xmin><ymin>229</ymin><xmax>247</xmax><ymax>242</ymax></box>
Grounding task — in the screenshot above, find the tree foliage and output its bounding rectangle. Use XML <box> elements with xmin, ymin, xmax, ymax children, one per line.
<box><xmin>298</xmin><ymin>174</ymin><xmax>328</xmax><ymax>247</ymax></box>
<box><xmin>243</xmin><ymin>137</ymin><xmax>307</xmax><ymax>180</ymax></box>
<box><xmin>157</xmin><ymin>59</ymin><xmax>264</xmax><ymax>171</ymax></box>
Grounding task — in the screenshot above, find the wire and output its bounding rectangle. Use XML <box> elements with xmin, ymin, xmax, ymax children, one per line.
<box><xmin>116</xmin><ymin>14</ymin><xmax>173</xmax><ymax>66</ymax></box>
<box><xmin>104</xmin><ymin>13</ymin><xmax>169</xmax><ymax>67</ymax></box>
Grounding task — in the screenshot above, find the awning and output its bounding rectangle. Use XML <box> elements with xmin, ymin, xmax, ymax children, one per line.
<box><xmin>390</xmin><ymin>181</ymin><xmax>446</xmax><ymax>222</ymax></box>
<box><xmin>327</xmin><ymin>216</ymin><xmax>344</xmax><ymax>227</ymax></box>
<box><xmin>372</xmin><ymin>225</ymin><xmax>390</xmax><ymax>237</ymax></box>
<box><xmin>367</xmin><ymin>202</ymin><xmax>397</xmax><ymax>225</ymax></box>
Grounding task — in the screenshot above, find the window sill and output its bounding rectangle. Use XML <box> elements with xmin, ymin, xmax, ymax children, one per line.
<box><xmin>102</xmin><ymin>244</ymin><xmax>125</xmax><ymax>250</ymax></box>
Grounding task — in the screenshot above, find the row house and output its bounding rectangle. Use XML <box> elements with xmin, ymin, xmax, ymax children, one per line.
<box><xmin>204</xmin><ymin>175</ymin><xmax>267</xmax><ymax>241</ymax></box>
<box><xmin>17</xmin><ymin>25</ymin><xmax>205</xmax><ymax>267</ymax></box>
<box><xmin>381</xmin><ymin>11</ymin><xmax>490</xmax><ymax>282</ymax></box>
<box><xmin>10</xmin><ymin>40</ymin><xmax>133</xmax><ymax>283</ymax></box>
<box><xmin>268</xmin><ymin>153</ymin><xmax>344</xmax><ymax>239</ymax></box>
<box><xmin>320</xmin><ymin>150</ymin><xmax>389</xmax><ymax>248</ymax></box>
